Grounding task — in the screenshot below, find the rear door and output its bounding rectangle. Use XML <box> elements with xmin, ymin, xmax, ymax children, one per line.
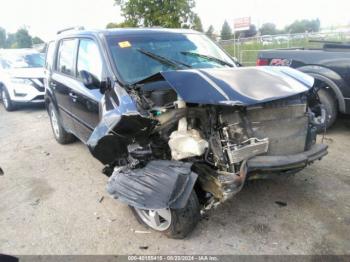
<box><xmin>69</xmin><ymin>38</ymin><xmax>103</xmax><ymax>142</ymax></box>
<box><xmin>50</xmin><ymin>38</ymin><xmax>78</xmax><ymax>133</ymax></box>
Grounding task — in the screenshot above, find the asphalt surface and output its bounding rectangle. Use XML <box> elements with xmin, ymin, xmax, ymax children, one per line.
<box><xmin>0</xmin><ymin>104</ymin><xmax>350</xmax><ymax>255</ymax></box>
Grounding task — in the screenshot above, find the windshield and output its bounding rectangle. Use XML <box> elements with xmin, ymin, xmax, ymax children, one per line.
<box><xmin>1</xmin><ymin>53</ymin><xmax>45</xmax><ymax>69</ymax></box>
<box><xmin>107</xmin><ymin>33</ymin><xmax>235</xmax><ymax>84</ymax></box>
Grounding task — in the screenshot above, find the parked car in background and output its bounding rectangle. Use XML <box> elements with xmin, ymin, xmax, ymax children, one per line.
<box><xmin>257</xmin><ymin>41</ymin><xmax>350</xmax><ymax>128</ymax></box>
<box><xmin>274</xmin><ymin>35</ymin><xmax>289</xmax><ymax>43</ymax></box>
<box><xmin>260</xmin><ymin>35</ymin><xmax>273</xmax><ymax>46</ymax></box>
<box><xmin>0</xmin><ymin>49</ymin><xmax>45</xmax><ymax>111</ymax></box>
<box><xmin>45</xmin><ymin>28</ymin><xmax>327</xmax><ymax>238</ymax></box>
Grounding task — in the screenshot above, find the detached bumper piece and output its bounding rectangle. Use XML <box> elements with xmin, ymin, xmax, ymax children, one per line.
<box><xmin>107</xmin><ymin>160</ymin><xmax>197</xmax><ymax>210</ymax></box>
<box><xmin>247</xmin><ymin>144</ymin><xmax>328</xmax><ymax>172</ymax></box>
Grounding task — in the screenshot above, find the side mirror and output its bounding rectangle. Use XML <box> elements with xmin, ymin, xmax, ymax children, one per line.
<box><xmin>99</xmin><ymin>77</ymin><xmax>112</xmax><ymax>94</ymax></box>
<box><xmin>79</xmin><ymin>70</ymin><xmax>111</xmax><ymax>94</ymax></box>
<box><xmin>79</xmin><ymin>70</ymin><xmax>100</xmax><ymax>89</ymax></box>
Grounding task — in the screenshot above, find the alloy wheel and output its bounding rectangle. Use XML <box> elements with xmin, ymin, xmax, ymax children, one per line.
<box><xmin>50</xmin><ymin>109</ymin><xmax>60</xmax><ymax>138</ymax></box>
<box><xmin>2</xmin><ymin>90</ymin><xmax>8</xmax><ymax>109</ymax></box>
<box><xmin>134</xmin><ymin>208</ymin><xmax>172</xmax><ymax>231</ymax></box>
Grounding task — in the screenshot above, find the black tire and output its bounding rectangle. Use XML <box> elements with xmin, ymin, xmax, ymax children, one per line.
<box><xmin>1</xmin><ymin>87</ymin><xmax>16</xmax><ymax>111</ymax></box>
<box><xmin>130</xmin><ymin>190</ymin><xmax>200</xmax><ymax>239</ymax></box>
<box><xmin>48</xmin><ymin>103</ymin><xmax>75</xmax><ymax>144</ymax></box>
<box><xmin>317</xmin><ymin>88</ymin><xmax>338</xmax><ymax>129</ymax></box>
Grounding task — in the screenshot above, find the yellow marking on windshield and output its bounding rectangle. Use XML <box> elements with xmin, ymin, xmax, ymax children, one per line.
<box><xmin>118</xmin><ymin>41</ymin><xmax>131</xmax><ymax>48</ymax></box>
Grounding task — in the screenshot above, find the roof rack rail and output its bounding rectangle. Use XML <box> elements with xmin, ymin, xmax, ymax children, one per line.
<box><xmin>57</xmin><ymin>26</ymin><xmax>85</xmax><ymax>35</ymax></box>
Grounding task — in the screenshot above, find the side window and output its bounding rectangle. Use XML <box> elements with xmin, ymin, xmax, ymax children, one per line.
<box><xmin>57</xmin><ymin>39</ymin><xmax>77</xmax><ymax>76</ymax></box>
<box><xmin>45</xmin><ymin>41</ymin><xmax>55</xmax><ymax>70</ymax></box>
<box><xmin>77</xmin><ymin>39</ymin><xmax>103</xmax><ymax>82</ymax></box>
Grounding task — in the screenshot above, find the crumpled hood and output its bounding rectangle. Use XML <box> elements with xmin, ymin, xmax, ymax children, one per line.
<box><xmin>159</xmin><ymin>66</ymin><xmax>314</xmax><ymax>106</ymax></box>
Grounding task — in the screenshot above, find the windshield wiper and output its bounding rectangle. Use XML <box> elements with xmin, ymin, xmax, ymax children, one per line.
<box><xmin>137</xmin><ymin>48</ymin><xmax>191</xmax><ymax>69</ymax></box>
<box><xmin>180</xmin><ymin>51</ymin><xmax>234</xmax><ymax>67</ymax></box>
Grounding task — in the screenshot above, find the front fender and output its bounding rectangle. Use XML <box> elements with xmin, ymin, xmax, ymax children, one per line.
<box><xmin>298</xmin><ymin>65</ymin><xmax>347</xmax><ymax>113</ymax></box>
<box><xmin>87</xmin><ymin>84</ymin><xmax>156</xmax><ymax>165</ymax></box>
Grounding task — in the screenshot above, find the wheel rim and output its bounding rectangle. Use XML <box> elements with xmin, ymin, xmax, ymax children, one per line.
<box><xmin>2</xmin><ymin>90</ymin><xmax>8</xmax><ymax>108</ymax></box>
<box><xmin>50</xmin><ymin>109</ymin><xmax>60</xmax><ymax>138</ymax></box>
<box><xmin>134</xmin><ymin>208</ymin><xmax>172</xmax><ymax>231</ymax></box>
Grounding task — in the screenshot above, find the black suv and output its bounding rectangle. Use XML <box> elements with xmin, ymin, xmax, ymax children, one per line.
<box><xmin>45</xmin><ymin>28</ymin><xmax>327</xmax><ymax>238</ymax></box>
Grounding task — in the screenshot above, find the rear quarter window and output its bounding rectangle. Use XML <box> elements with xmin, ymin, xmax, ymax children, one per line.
<box><xmin>56</xmin><ymin>39</ymin><xmax>78</xmax><ymax>76</ymax></box>
<box><xmin>45</xmin><ymin>41</ymin><xmax>56</xmax><ymax>70</ymax></box>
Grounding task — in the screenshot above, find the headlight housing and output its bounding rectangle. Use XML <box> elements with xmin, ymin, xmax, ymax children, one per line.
<box><xmin>11</xmin><ymin>78</ymin><xmax>33</xmax><ymax>85</ymax></box>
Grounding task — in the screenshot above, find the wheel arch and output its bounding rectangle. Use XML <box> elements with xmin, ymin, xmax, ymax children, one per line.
<box><xmin>44</xmin><ymin>94</ymin><xmax>52</xmax><ymax>113</ymax></box>
<box><xmin>44</xmin><ymin>90</ymin><xmax>59</xmax><ymax>115</ymax></box>
<box><xmin>297</xmin><ymin>65</ymin><xmax>346</xmax><ymax>113</ymax></box>
<box><xmin>0</xmin><ymin>81</ymin><xmax>6</xmax><ymax>92</ymax></box>
<box><xmin>0</xmin><ymin>82</ymin><xmax>4</xmax><ymax>99</ymax></box>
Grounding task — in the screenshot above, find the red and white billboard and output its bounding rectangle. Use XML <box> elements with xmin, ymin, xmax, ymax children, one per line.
<box><xmin>234</xmin><ymin>17</ymin><xmax>251</xmax><ymax>31</ymax></box>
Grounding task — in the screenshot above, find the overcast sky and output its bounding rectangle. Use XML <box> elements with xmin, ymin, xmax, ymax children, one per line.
<box><xmin>0</xmin><ymin>0</ymin><xmax>349</xmax><ymax>41</ymax></box>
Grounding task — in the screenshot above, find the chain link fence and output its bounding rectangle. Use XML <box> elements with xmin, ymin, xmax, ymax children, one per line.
<box><xmin>219</xmin><ymin>31</ymin><xmax>350</xmax><ymax>66</ymax></box>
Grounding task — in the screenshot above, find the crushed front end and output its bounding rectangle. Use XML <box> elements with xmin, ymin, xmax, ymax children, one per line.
<box><xmin>88</xmin><ymin>66</ymin><xmax>327</xmax><ymax>220</ymax></box>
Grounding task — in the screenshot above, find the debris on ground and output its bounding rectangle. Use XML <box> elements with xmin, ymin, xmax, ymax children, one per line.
<box><xmin>0</xmin><ymin>167</ymin><xmax>4</xmax><ymax>176</ymax></box>
<box><xmin>93</xmin><ymin>212</ymin><xmax>101</xmax><ymax>220</ymax></box>
<box><xmin>134</xmin><ymin>230</ymin><xmax>151</xmax><ymax>234</ymax></box>
<box><xmin>275</xmin><ymin>201</ymin><xmax>287</xmax><ymax>207</ymax></box>
<box><xmin>253</xmin><ymin>223</ymin><xmax>271</xmax><ymax>234</ymax></box>
<box><xmin>30</xmin><ymin>199</ymin><xmax>40</xmax><ymax>206</ymax></box>
<box><xmin>42</xmin><ymin>150</ymin><xmax>50</xmax><ymax>156</ymax></box>
<box><xmin>139</xmin><ymin>246</ymin><xmax>149</xmax><ymax>250</ymax></box>
<box><xmin>98</xmin><ymin>196</ymin><xmax>104</xmax><ymax>203</ymax></box>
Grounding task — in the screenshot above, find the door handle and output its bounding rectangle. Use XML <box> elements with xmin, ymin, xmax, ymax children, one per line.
<box><xmin>69</xmin><ymin>92</ymin><xmax>78</xmax><ymax>101</ymax></box>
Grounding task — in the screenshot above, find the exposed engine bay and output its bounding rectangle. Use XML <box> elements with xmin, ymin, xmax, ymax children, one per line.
<box><xmin>88</xmin><ymin>67</ymin><xmax>328</xmax><ymax>211</ymax></box>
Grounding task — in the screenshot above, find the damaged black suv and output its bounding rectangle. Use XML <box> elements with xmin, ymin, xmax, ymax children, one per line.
<box><xmin>45</xmin><ymin>28</ymin><xmax>328</xmax><ymax>238</ymax></box>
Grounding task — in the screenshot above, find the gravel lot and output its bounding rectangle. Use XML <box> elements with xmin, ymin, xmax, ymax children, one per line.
<box><xmin>0</xmin><ymin>104</ymin><xmax>350</xmax><ymax>255</ymax></box>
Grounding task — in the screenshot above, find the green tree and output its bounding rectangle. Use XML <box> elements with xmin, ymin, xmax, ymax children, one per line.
<box><xmin>32</xmin><ymin>36</ymin><xmax>44</xmax><ymax>45</ymax></box>
<box><xmin>191</xmin><ymin>14</ymin><xmax>203</xmax><ymax>32</ymax></box>
<box><xmin>241</xmin><ymin>24</ymin><xmax>257</xmax><ymax>37</ymax></box>
<box><xmin>260</xmin><ymin>23</ymin><xmax>278</xmax><ymax>35</ymax></box>
<box><xmin>0</xmin><ymin>27</ymin><xmax>6</xmax><ymax>48</ymax></box>
<box><xmin>285</xmin><ymin>19</ymin><xmax>320</xmax><ymax>33</ymax></box>
<box><xmin>114</xmin><ymin>0</ymin><xmax>196</xmax><ymax>28</ymax></box>
<box><xmin>5</xmin><ymin>33</ymin><xmax>15</xmax><ymax>48</ymax></box>
<box><xmin>206</xmin><ymin>25</ymin><xmax>215</xmax><ymax>40</ymax></box>
<box><xmin>14</xmin><ymin>28</ymin><xmax>32</xmax><ymax>48</ymax></box>
<box><xmin>220</xmin><ymin>20</ymin><xmax>232</xmax><ymax>40</ymax></box>
<box><xmin>106</xmin><ymin>21</ymin><xmax>136</xmax><ymax>28</ymax></box>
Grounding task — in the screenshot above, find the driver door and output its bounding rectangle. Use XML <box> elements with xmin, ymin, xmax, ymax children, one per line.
<box><xmin>69</xmin><ymin>38</ymin><xmax>103</xmax><ymax>143</ymax></box>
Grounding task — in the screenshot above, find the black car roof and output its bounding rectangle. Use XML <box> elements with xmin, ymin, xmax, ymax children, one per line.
<box><xmin>57</xmin><ymin>28</ymin><xmax>201</xmax><ymax>39</ymax></box>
